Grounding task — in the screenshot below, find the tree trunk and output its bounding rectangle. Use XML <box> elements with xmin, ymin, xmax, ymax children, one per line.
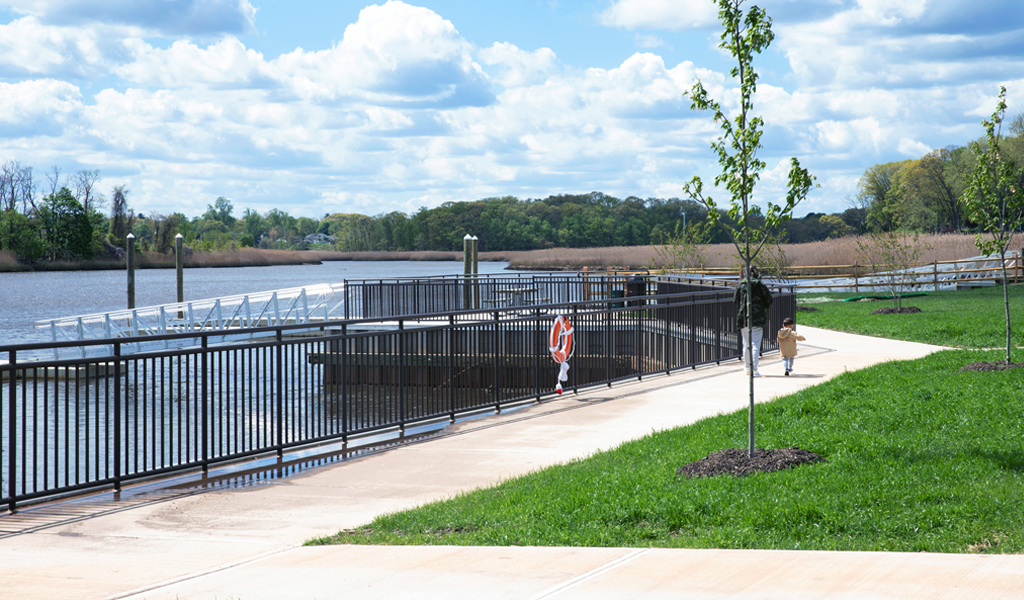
<box><xmin>1000</xmin><ymin>251</ymin><xmax>1012</xmax><ymax>364</ymax></box>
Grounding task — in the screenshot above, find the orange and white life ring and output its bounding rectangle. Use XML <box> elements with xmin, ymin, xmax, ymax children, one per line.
<box><xmin>548</xmin><ymin>315</ymin><xmax>574</xmax><ymax>363</ymax></box>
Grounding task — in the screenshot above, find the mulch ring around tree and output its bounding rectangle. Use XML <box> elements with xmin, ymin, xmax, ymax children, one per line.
<box><xmin>676</xmin><ymin>447</ymin><xmax>825</xmax><ymax>479</ymax></box>
<box><xmin>869</xmin><ymin>306</ymin><xmax>922</xmax><ymax>315</ymax></box>
<box><xmin>959</xmin><ymin>361</ymin><xmax>1024</xmax><ymax>372</ymax></box>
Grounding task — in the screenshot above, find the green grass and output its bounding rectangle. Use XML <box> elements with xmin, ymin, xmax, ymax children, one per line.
<box><xmin>310</xmin><ymin>349</ymin><xmax>1024</xmax><ymax>553</ymax></box>
<box><xmin>794</xmin><ymin>283</ymin><xmax>1024</xmax><ymax>349</ymax></box>
<box><xmin>309</xmin><ymin>284</ymin><xmax>1024</xmax><ymax>553</ymax></box>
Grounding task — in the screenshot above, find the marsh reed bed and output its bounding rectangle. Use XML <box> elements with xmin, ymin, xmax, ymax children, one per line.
<box><xmin>505</xmin><ymin>234</ymin><xmax>989</xmax><ymax>271</ymax></box>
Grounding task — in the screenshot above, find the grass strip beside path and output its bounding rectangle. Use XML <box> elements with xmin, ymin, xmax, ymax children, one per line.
<box><xmin>310</xmin><ymin>349</ymin><xmax>1024</xmax><ymax>553</ymax></box>
<box><xmin>794</xmin><ymin>283</ymin><xmax>1024</xmax><ymax>349</ymax></box>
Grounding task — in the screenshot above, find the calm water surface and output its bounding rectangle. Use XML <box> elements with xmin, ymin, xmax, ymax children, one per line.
<box><xmin>0</xmin><ymin>261</ymin><xmax>516</xmax><ymax>346</ymax></box>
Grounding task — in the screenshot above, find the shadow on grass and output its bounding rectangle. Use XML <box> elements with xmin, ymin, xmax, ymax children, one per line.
<box><xmin>972</xmin><ymin>449</ymin><xmax>1024</xmax><ymax>474</ymax></box>
<box><xmin>880</xmin><ymin>446</ymin><xmax>1024</xmax><ymax>474</ymax></box>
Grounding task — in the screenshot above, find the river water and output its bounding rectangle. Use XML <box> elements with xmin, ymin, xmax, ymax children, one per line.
<box><xmin>0</xmin><ymin>261</ymin><xmax>516</xmax><ymax>347</ymax></box>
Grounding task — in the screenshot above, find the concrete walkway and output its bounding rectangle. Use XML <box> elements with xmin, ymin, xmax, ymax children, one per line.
<box><xmin>1</xmin><ymin>327</ymin><xmax>1021</xmax><ymax>599</ymax></box>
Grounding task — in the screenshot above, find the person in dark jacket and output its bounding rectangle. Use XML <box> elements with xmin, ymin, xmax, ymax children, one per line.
<box><xmin>734</xmin><ymin>265</ymin><xmax>773</xmax><ymax>377</ymax></box>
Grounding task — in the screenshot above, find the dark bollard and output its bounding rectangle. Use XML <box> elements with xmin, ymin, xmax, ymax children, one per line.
<box><xmin>126</xmin><ymin>233</ymin><xmax>136</xmax><ymax>309</ymax></box>
<box><xmin>176</xmin><ymin>233</ymin><xmax>185</xmax><ymax>318</ymax></box>
<box><xmin>471</xmin><ymin>235</ymin><xmax>479</xmax><ymax>309</ymax></box>
<box><xmin>463</xmin><ymin>234</ymin><xmax>472</xmax><ymax>309</ymax></box>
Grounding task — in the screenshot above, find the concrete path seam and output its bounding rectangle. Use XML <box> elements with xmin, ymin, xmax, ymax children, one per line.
<box><xmin>527</xmin><ymin>548</ymin><xmax>652</xmax><ymax>600</ymax></box>
<box><xmin>105</xmin><ymin>544</ymin><xmax>299</xmax><ymax>600</ymax></box>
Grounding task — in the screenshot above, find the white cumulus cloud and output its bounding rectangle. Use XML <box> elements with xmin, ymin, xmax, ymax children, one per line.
<box><xmin>0</xmin><ymin>79</ymin><xmax>83</xmax><ymax>137</ymax></box>
<box><xmin>272</xmin><ymin>1</ymin><xmax>492</xmax><ymax>106</ymax></box>
<box><xmin>598</xmin><ymin>0</ymin><xmax>719</xmax><ymax>31</ymax></box>
<box><xmin>116</xmin><ymin>37</ymin><xmax>275</xmax><ymax>89</ymax></box>
<box><xmin>3</xmin><ymin>0</ymin><xmax>257</xmax><ymax>36</ymax></box>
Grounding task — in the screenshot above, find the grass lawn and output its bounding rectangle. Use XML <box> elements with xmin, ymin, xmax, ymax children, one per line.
<box><xmin>794</xmin><ymin>283</ymin><xmax>1024</xmax><ymax>349</ymax></box>
<box><xmin>309</xmin><ymin>284</ymin><xmax>1024</xmax><ymax>554</ymax></box>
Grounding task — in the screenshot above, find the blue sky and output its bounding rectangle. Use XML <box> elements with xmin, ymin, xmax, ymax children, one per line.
<box><xmin>1</xmin><ymin>0</ymin><xmax>1022</xmax><ymax>221</ymax></box>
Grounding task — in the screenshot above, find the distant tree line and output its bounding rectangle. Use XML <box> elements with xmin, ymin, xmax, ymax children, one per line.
<box><xmin>3</xmin><ymin>117</ymin><xmax>1022</xmax><ymax>264</ymax></box>
<box><xmin>853</xmin><ymin>113</ymin><xmax>1024</xmax><ymax>233</ymax></box>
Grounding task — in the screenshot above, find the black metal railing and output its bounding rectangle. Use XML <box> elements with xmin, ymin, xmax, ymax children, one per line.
<box><xmin>2</xmin><ymin>279</ymin><xmax>794</xmax><ymax>510</ymax></box>
<box><xmin>341</xmin><ymin>271</ymin><xmax>721</xmax><ymax>319</ymax></box>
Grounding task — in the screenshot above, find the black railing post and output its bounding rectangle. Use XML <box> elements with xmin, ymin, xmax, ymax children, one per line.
<box><xmin>7</xmin><ymin>350</ymin><xmax>16</xmax><ymax>512</ymax></box>
<box><xmin>688</xmin><ymin>295</ymin><xmax>697</xmax><ymax>368</ymax></box>
<box><xmin>634</xmin><ymin>304</ymin><xmax>642</xmax><ymax>381</ymax></box>
<box><xmin>492</xmin><ymin>311</ymin><xmax>500</xmax><ymax>413</ymax></box>
<box><xmin>448</xmin><ymin>314</ymin><xmax>456</xmax><ymax>422</ymax></box>
<box><xmin>715</xmin><ymin>292</ymin><xmax>723</xmax><ymax>364</ymax></box>
<box><xmin>534</xmin><ymin>308</ymin><xmax>542</xmax><ymax>403</ymax></box>
<box><xmin>341</xmin><ymin>323</ymin><xmax>349</xmax><ymax>444</ymax></box>
<box><xmin>276</xmin><ymin>330</ymin><xmax>284</xmax><ymax>457</ymax></box>
<box><xmin>662</xmin><ymin>298</ymin><xmax>670</xmax><ymax>375</ymax></box>
<box><xmin>571</xmin><ymin>303</ymin><xmax>580</xmax><ymax>395</ymax></box>
<box><xmin>605</xmin><ymin>297</ymin><xmax>612</xmax><ymax>387</ymax></box>
<box><xmin>398</xmin><ymin>319</ymin><xmax>406</xmax><ymax>435</ymax></box>
<box><xmin>344</xmin><ymin>279</ymin><xmax>351</xmax><ymax>320</ymax></box>
<box><xmin>113</xmin><ymin>343</ymin><xmax>122</xmax><ymax>492</ymax></box>
<box><xmin>201</xmin><ymin>337</ymin><xmax>209</xmax><ymax>473</ymax></box>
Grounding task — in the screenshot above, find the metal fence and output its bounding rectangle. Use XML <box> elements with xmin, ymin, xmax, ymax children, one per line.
<box><xmin>2</xmin><ymin>280</ymin><xmax>794</xmax><ymax>511</ymax></box>
<box><xmin>344</xmin><ymin>272</ymin><xmax>647</xmax><ymax>319</ymax></box>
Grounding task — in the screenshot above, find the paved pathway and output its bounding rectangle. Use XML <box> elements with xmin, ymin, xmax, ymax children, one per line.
<box><xmin>1</xmin><ymin>327</ymin><xmax>1021</xmax><ymax>599</ymax></box>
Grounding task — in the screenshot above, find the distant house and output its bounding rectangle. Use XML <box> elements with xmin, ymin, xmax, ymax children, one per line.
<box><xmin>304</xmin><ymin>233</ymin><xmax>336</xmax><ymax>245</ymax></box>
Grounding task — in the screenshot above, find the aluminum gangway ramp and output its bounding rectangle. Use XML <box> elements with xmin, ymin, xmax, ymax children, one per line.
<box><xmin>34</xmin><ymin>283</ymin><xmax>348</xmax><ymax>359</ymax></box>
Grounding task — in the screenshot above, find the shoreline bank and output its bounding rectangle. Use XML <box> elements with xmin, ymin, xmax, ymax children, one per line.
<box><xmin>0</xmin><ymin>234</ymin><xmax>987</xmax><ymax>273</ymax></box>
<box><xmin>0</xmin><ymin>249</ymin><xmax>513</xmax><ymax>273</ymax></box>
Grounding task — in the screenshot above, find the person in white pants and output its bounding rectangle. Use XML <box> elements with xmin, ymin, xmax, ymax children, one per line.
<box><xmin>733</xmin><ymin>265</ymin><xmax>773</xmax><ymax>377</ymax></box>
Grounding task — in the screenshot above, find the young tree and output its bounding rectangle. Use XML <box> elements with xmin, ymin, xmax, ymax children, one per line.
<box><xmin>961</xmin><ymin>86</ymin><xmax>1024</xmax><ymax>365</ymax></box>
<box><xmin>684</xmin><ymin>0</ymin><xmax>815</xmax><ymax>457</ymax></box>
<box><xmin>651</xmin><ymin>217</ymin><xmax>712</xmax><ymax>273</ymax></box>
<box><xmin>855</xmin><ymin>227</ymin><xmax>929</xmax><ymax>309</ymax></box>
<box><xmin>752</xmin><ymin>229</ymin><xmax>792</xmax><ymax>283</ymax></box>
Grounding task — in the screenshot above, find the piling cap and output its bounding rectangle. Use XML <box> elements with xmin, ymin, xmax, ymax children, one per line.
<box><xmin>471</xmin><ymin>235</ymin><xmax>478</xmax><ymax>240</ymax></box>
<box><xmin>464</xmin><ymin>234</ymin><xmax>472</xmax><ymax>240</ymax></box>
<box><xmin>127</xmin><ymin>233</ymin><xmax>135</xmax><ymax>239</ymax></box>
<box><xmin>176</xmin><ymin>233</ymin><xmax>183</xmax><ymax>239</ymax></box>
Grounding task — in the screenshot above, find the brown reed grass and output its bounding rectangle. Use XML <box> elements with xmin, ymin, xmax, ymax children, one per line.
<box><xmin>313</xmin><ymin>250</ymin><xmax>516</xmax><ymax>262</ymax></box>
<box><xmin>4</xmin><ymin>248</ymin><xmax>324</xmax><ymax>272</ymax></box>
<box><xmin>505</xmin><ymin>234</ymin><xmax>993</xmax><ymax>271</ymax></box>
<box><xmin>0</xmin><ymin>234</ymin><xmax>1002</xmax><ymax>273</ymax></box>
<box><xmin>0</xmin><ymin>249</ymin><xmax>29</xmax><ymax>272</ymax></box>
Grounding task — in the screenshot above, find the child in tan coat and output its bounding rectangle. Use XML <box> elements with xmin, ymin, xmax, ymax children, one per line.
<box><xmin>777</xmin><ymin>317</ymin><xmax>805</xmax><ymax>376</ymax></box>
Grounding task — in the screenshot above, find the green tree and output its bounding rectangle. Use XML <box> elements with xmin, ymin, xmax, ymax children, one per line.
<box><xmin>960</xmin><ymin>86</ymin><xmax>1024</xmax><ymax>365</ymax></box>
<box><xmin>858</xmin><ymin>160</ymin><xmax>911</xmax><ymax>231</ymax></box>
<box><xmin>683</xmin><ymin>0</ymin><xmax>815</xmax><ymax>457</ymax></box>
<box><xmin>817</xmin><ymin>214</ymin><xmax>852</xmax><ymax>239</ymax></box>
<box><xmin>0</xmin><ymin>209</ymin><xmax>45</xmax><ymax>261</ymax></box>
<box><xmin>203</xmin><ymin>196</ymin><xmax>236</xmax><ymax>227</ymax></box>
<box><xmin>241</xmin><ymin>208</ymin><xmax>267</xmax><ymax>247</ymax></box>
<box><xmin>38</xmin><ymin>187</ymin><xmax>94</xmax><ymax>260</ymax></box>
<box><xmin>912</xmin><ymin>147</ymin><xmax>968</xmax><ymax>232</ymax></box>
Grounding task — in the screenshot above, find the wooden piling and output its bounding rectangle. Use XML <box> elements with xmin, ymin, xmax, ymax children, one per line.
<box><xmin>127</xmin><ymin>233</ymin><xmax>136</xmax><ymax>309</ymax></box>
